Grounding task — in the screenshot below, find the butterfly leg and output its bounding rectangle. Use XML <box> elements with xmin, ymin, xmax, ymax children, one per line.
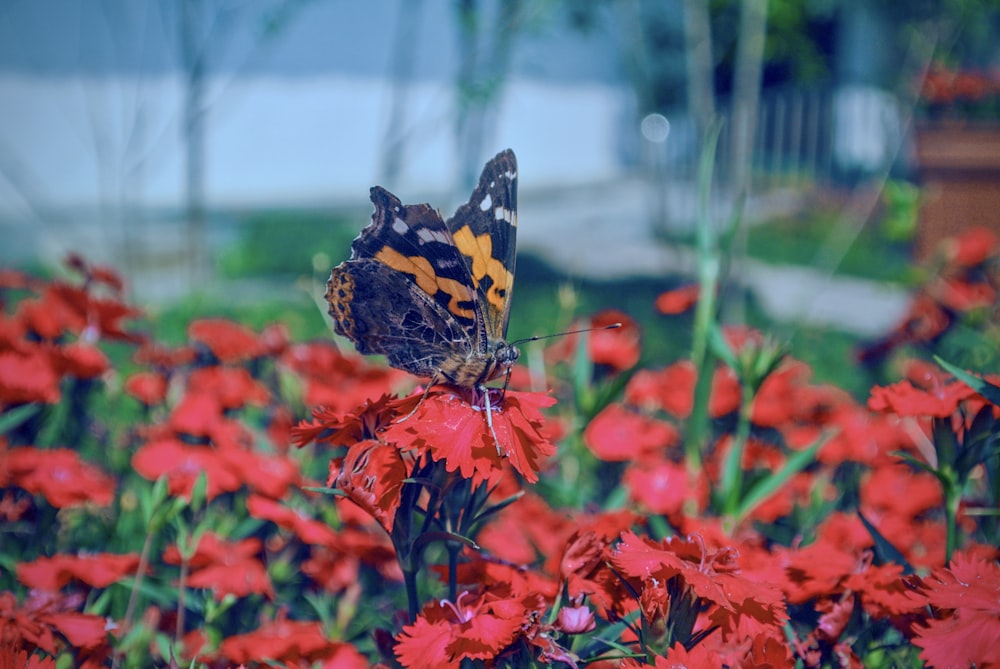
<box><xmin>480</xmin><ymin>384</ymin><xmax>504</xmax><ymax>456</ymax></box>
<box><xmin>396</xmin><ymin>373</ymin><xmax>442</xmax><ymax>425</ymax></box>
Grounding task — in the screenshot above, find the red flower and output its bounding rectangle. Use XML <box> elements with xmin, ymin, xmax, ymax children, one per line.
<box><xmin>0</xmin><ymin>647</ymin><xmax>56</xmax><ymax>668</ymax></box>
<box><xmin>383</xmin><ymin>386</ymin><xmax>556</xmax><ymax>485</ymax></box>
<box><xmin>868</xmin><ymin>379</ymin><xmax>975</xmax><ymax>418</ymax></box>
<box><xmin>612</xmin><ymin>531</ymin><xmax>786</xmax><ymax>629</ymax></box>
<box><xmin>53</xmin><ymin>342</ymin><xmax>109</xmax><ymax>379</ymax></box>
<box><xmin>132</xmin><ymin>438</ymin><xmax>242</xmax><ymax>500</ymax></box>
<box><xmin>245</xmin><ymin>494</ymin><xmax>339</xmax><ymax>547</ymax></box>
<box><xmin>395</xmin><ymin>591</ymin><xmax>539</xmax><ymax>668</ymax></box>
<box><xmin>932</xmin><ymin>276</ymin><xmax>997</xmax><ymax>311</ymax></box>
<box><xmin>0</xmin><ymin>349</ymin><xmax>61</xmax><ymax>404</ymax></box>
<box><xmin>625</xmin><ymin>362</ymin><xmax>696</xmax><ymax>417</ymax></box>
<box><xmin>861</xmin><ymin>463</ymin><xmax>942</xmax><ymax>521</ymax></box>
<box><xmin>947</xmin><ymin>225</ymin><xmax>998</xmax><ymax>267</ymax></box>
<box><xmin>0</xmin><ymin>590</ymin><xmax>108</xmax><ymax>656</ymax></box>
<box><xmin>547</xmin><ymin>309</ymin><xmax>641</xmax><ymax>373</ymax></box>
<box><xmin>623</xmin><ymin>458</ymin><xmax>706</xmax><ymax>517</ymax></box>
<box><xmin>124</xmin><ymin>371</ymin><xmax>168</xmax><ymax>406</ymax></box>
<box><xmin>169</xmin><ymin>392</ymin><xmax>224</xmax><ymax>438</ymax></box>
<box><xmin>187</xmin><ymin>366</ymin><xmax>270</xmax><ymax>409</ymax></box>
<box><xmin>293</xmin><ymin>394</ymin><xmax>400</xmax><ymax>448</ymax></box>
<box><xmin>655</xmin><ymin>283</ymin><xmax>700</xmax><ymax>314</ymax></box>
<box><xmin>282</xmin><ymin>342</ymin><xmax>408</xmax><ymax>414</ymax></box>
<box><xmin>584</xmin><ymin>403</ymin><xmax>678</xmax><ymax>461</ymax></box>
<box><xmin>16</xmin><ymin>553</ymin><xmax>140</xmax><ymax>591</ymax></box>
<box><xmin>331</xmin><ymin>439</ymin><xmax>406</xmax><ymax>533</ymax></box>
<box><xmin>163</xmin><ymin>533</ymin><xmax>275</xmax><ymax>601</ymax></box>
<box><xmin>911</xmin><ymin>551</ymin><xmax>1000</xmax><ymax>668</ymax></box>
<box><xmin>46</xmin><ymin>283</ymin><xmax>144</xmax><ymax>344</ymax></box>
<box><xmin>219</xmin><ymin>616</ymin><xmax>366</xmax><ymax>666</ymax></box>
<box><xmin>218</xmin><ymin>445</ymin><xmax>301</xmax><ymax>500</ymax></box>
<box><xmin>5</xmin><ymin>447</ymin><xmax>115</xmax><ymax>508</ymax></box>
<box><xmin>188</xmin><ymin>318</ymin><xmax>266</xmax><ymax>363</ymax></box>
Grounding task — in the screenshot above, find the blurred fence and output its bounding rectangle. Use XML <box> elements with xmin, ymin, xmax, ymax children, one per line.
<box><xmin>642</xmin><ymin>84</ymin><xmax>904</xmax><ymax>232</ymax></box>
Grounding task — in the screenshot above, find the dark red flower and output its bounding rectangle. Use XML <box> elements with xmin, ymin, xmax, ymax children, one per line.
<box><xmin>655</xmin><ymin>283</ymin><xmax>700</xmax><ymax>314</ymax></box>
<box><xmin>16</xmin><ymin>553</ymin><xmax>140</xmax><ymax>591</ymax></box>
<box><xmin>383</xmin><ymin>386</ymin><xmax>556</xmax><ymax>485</ymax></box>
<box><xmin>6</xmin><ymin>447</ymin><xmax>115</xmax><ymax>508</ymax></box>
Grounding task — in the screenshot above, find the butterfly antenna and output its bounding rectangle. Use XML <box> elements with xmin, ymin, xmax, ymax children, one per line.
<box><xmin>509</xmin><ymin>322</ymin><xmax>622</xmax><ymax>348</ymax></box>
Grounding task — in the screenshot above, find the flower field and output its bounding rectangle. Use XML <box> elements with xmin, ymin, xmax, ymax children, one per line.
<box><xmin>1</xmin><ymin>226</ymin><xmax>999</xmax><ymax>668</ymax></box>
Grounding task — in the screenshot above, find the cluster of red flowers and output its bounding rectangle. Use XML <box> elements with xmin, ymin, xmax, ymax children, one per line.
<box><xmin>919</xmin><ymin>62</ymin><xmax>1000</xmax><ymax>121</ymax></box>
<box><xmin>1</xmin><ymin>228</ymin><xmax>999</xmax><ymax>668</ymax></box>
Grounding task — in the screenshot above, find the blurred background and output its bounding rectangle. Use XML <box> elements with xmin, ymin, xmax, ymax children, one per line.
<box><xmin>1</xmin><ymin>0</ymin><xmax>998</xmax><ymax>389</ymax></box>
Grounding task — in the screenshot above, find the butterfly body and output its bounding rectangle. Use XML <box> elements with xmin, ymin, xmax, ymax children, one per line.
<box><xmin>326</xmin><ymin>149</ymin><xmax>519</xmax><ymax>390</ymax></box>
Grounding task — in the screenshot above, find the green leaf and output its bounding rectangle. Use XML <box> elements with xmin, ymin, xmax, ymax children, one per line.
<box><xmin>736</xmin><ymin>432</ymin><xmax>828</xmax><ymax>523</ymax></box>
<box><xmin>303</xmin><ymin>486</ymin><xmax>348</xmax><ymax>497</ymax></box>
<box><xmin>934</xmin><ymin>355</ymin><xmax>1000</xmax><ymax>405</ymax></box>
<box><xmin>473</xmin><ymin>491</ymin><xmax>524</xmax><ymax>525</ymax></box>
<box><xmin>708</xmin><ymin>324</ymin><xmax>737</xmax><ymax>369</ymax></box>
<box><xmin>0</xmin><ymin>403</ymin><xmax>39</xmax><ymax>435</ymax></box>
<box><xmin>858</xmin><ymin>511</ymin><xmax>915</xmax><ymax>574</ymax></box>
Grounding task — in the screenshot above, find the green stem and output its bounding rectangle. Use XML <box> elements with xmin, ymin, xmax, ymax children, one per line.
<box><xmin>113</xmin><ymin>526</ymin><xmax>156</xmax><ymax>669</ymax></box>
<box><xmin>685</xmin><ymin>124</ymin><xmax>723</xmax><ymax>478</ymax></box>
<box><xmin>403</xmin><ymin>567</ymin><xmax>420</xmax><ymax>623</ymax></box>
<box><xmin>721</xmin><ymin>383</ymin><xmax>755</xmax><ymax>519</ymax></box>
<box><xmin>943</xmin><ymin>479</ymin><xmax>960</xmax><ymax>564</ymax></box>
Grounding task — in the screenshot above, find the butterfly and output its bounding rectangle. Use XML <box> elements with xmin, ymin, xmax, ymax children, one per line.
<box><xmin>325</xmin><ymin>149</ymin><xmax>520</xmax><ymax>404</ymax></box>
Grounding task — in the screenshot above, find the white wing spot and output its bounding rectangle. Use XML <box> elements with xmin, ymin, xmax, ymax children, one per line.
<box><xmin>392</xmin><ymin>218</ymin><xmax>409</xmax><ymax>236</ymax></box>
<box><xmin>415</xmin><ymin>227</ymin><xmax>451</xmax><ymax>245</ymax></box>
<box><xmin>480</xmin><ymin>193</ymin><xmax>492</xmax><ymax>211</ymax></box>
<box><xmin>504</xmin><ymin>170</ymin><xmax>517</xmax><ymax>180</ymax></box>
<box><xmin>494</xmin><ymin>207</ymin><xmax>512</xmax><ymax>222</ymax></box>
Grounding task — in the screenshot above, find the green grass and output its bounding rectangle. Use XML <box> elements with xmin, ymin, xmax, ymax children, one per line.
<box><xmin>744</xmin><ymin>209</ymin><xmax>914</xmax><ymax>284</ymax></box>
<box><xmin>217</xmin><ymin>208</ymin><xmax>363</xmax><ymax>279</ymax></box>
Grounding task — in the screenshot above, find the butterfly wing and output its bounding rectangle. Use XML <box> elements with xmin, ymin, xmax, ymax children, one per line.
<box><xmin>446</xmin><ymin>149</ymin><xmax>518</xmax><ymax>341</ymax></box>
<box><xmin>327</xmin><ymin>258</ymin><xmax>470</xmax><ymax>377</ymax></box>
<box><xmin>349</xmin><ymin>185</ymin><xmax>485</xmax><ymax>336</ymax></box>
